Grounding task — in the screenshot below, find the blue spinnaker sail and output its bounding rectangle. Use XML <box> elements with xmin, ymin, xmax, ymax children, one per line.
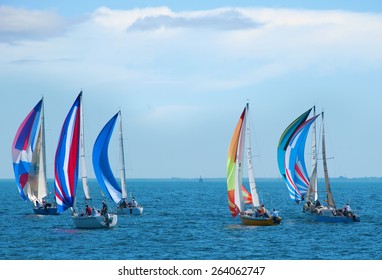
<box><xmin>92</xmin><ymin>112</ymin><xmax>123</xmax><ymax>204</ymax></box>
<box><xmin>277</xmin><ymin>108</ymin><xmax>312</xmax><ymax>178</ymax></box>
<box><xmin>284</xmin><ymin>115</ymin><xmax>319</xmax><ymax>202</ymax></box>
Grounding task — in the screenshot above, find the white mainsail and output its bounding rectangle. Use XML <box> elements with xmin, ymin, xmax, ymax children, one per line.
<box><xmin>321</xmin><ymin>113</ymin><xmax>336</xmax><ymax>209</ymax></box>
<box><xmin>308</xmin><ymin>106</ymin><xmax>318</xmax><ymax>202</ymax></box>
<box><xmin>245</xmin><ymin>104</ymin><xmax>260</xmax><ymax>208</ymax></box>
<box><xmin>28</xmin><ymin>99</ymin><xmax>48</xmax><ymax>203</ymax></box>
<box><xmin>79</xmin><ymin>95</ymin><xmax>91</xmax><ymax>201</ymax></box>
<box><xmin>118</xmin><ymin>111</ymin><xmax>127</xmax><ymax>200</ymax></box>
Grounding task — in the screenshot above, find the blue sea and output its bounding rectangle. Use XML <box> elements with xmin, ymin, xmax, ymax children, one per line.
<box><xmin>0</xmin><ymin>178</ymin><xmax>381</xmax><ymax>260</ymax></box>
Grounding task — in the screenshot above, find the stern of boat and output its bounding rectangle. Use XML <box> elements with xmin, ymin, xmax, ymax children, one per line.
<box><xmin>72</xmin><ymin>212</ymin><xmax>118</xmax><ymax>228</ymax></box>
<box><xmin>117</xmin><ymin>205</ymin><xmax>143</xmax><ymax>215</ymax></box>
<box><xmin>33</xmin><ymin>206</ymin><xmax>60</xmax><ymax>215</ymax></box>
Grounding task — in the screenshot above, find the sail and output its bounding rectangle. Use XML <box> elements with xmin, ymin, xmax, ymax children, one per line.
<box><xmin>245</xmin><ymin>104</ymin><xmax>260</xmax><ymax>208</ymax></box>
<box><xmin>277</xmin><ymin>108</ymin><xmax>312</xmax><ymax>179</ymax></box>
<box><xmin>92</xmin><ymin>112</ymin><xmax>123</xmax><ymax>204</ymax></box>
<box><xmin>321</xmin><ymin>113</ymin><xmax>336</xmax><ymax>209</ymax></box>
<box><xmin>118</xmin><ymin>111</ymin><xmax>128</xmax><ymax>199</ymax></box>
<box><xmin>307</xmin><ymin>106</ymin><xmax>318</xmax><ymax>202</ymax></box>
<box><xmin>79</xmin><ymin>95</ymin><xmax>91</xmax><ymax>201</ymax></box>
<box><xmin>54</xmin><ymin>93</ymin><xmax>82</xmax><ymax>213</ymax></box>
<box><xmin>284</xmin><ymin>115</ymin><xmax>319</xmax><ymax>202</ymax></box>
<box><xmin>27</xmin><ymin>101</ymin><xmax>48</xmax><ymax>204</ymax></box>
<box><xmin>12</xmin><ymin>99</ymin><xmax>44</xmax><ymax>201</ymax></box>
<box><xmin>227</xmin><ymin>106</ymin><xmax>247</xmax><ymax>217</ymax></box>
<box><xmin>241</xmin><ymin>185</ymin><xmax>253</xmax><ymax>205</ymax></box>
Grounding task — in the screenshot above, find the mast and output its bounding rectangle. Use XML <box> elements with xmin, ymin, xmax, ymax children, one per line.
<box><xmin>245</xmin><ymin>103</ymin><xmax>260</xmax><ymax>208</ymax></box>
<box><xmin>321</xmin><ymin>112</ymin><xmax>336</xmax><ymax>209</ymax></box>
<box><xmin>308</xmin><ymin>106</ymin><xmax>318</xmax><ymax>202</ymax></box>
<box><xmin>79</xmin><ymin>92</ymin><xmax>91</xmax><ymax>201</ymax></box>
<box><xmin>118</xmin><ymin>110</ymin><xmax>127</xmax><ymax>199</ymax></box>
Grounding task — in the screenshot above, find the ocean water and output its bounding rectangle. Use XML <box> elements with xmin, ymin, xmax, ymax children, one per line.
<box><xmin>0</xmin><ymin>178</ymin><xmax>381</xmax><ymax>260</ymax></box>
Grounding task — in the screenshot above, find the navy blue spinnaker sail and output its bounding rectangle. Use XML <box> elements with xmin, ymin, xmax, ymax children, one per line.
<box><xmin>54</xmin><ymin>93</ymin><xmax>82</xmax><ymax>213</ymax></box>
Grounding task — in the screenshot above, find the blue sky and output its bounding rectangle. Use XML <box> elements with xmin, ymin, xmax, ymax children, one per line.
<box><xmin>1</xmin><ymin>1</ymin><xmax>381</xmax><ymax>179</ymax></box>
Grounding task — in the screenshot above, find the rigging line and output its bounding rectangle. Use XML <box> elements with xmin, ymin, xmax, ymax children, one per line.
<box><xmin>316</xmin><ymin>157</ymin><xmax>335</xmax><ymax>160</ymax></box>
<box><xmin>246</xmin><ymin>103</ymin><xmax>267</xmax><ymax>177</ymax></box>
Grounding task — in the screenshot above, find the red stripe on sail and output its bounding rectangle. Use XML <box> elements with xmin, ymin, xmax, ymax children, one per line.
<box><xmin>19</xmin><ymin>174</ymin><xmax>28</xmax><ymax>188</ymax></box>
<box><xmin>295</xmin><ymin>163</ymin><xmax>309</xmax><ymax>187</ymax></box>
<box><xmin>286</xmin><ymin>168</ymin><xmax>302</xmax><ymax>196</ymax></box>
<box><xmin>241</xmin><ymin>185</ymin><xmax>253</xmax><ymax>204</ymax></box>
<box><xmin>67</xmin><ymin>107</ymin><xmax>80</xmax><ymax>196</ymax></box>
<box><xmin>228</xmin><ymin>190</ymin><xmax>240</xmax><ymax>217</ymax></box>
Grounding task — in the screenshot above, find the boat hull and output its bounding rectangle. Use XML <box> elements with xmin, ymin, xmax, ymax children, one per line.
<box><xmin>33</xmin><ymin>206</ymin><xmax>60</xmax><ymax>215</ymax></box>
<box><xmin>72</xmin><ymin>213</ymin><xmax>118</xmax><ymax>228</ymax></box>
<box><xmin>117</xmin><ymin>206</ymin><xmax>143</xmax><ymax>215</ymax></box>
<box><xmin>240</xmin><ymin>213</ymin><xmax>282</xmax><ymax>226</ymax></box>
<box><xmin>304</xmin><ymin>209</ymin><xmax>360</xmax><ymax>223</ymax></box>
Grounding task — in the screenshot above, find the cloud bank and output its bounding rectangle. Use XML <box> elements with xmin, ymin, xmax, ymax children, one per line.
<box><xmin>0</xmin><ymin>5</ymin><xmax>68</xmax><ymax>42</ymax></box>
<box><xmin>127</xmin><ymin>9</ymin><xmax>261</xmax><ymax>31</ymax></box>
<box><xmin>1</xmin><ymin>6</ymin><xmax>381</xmax><ymax>90</ymax></box>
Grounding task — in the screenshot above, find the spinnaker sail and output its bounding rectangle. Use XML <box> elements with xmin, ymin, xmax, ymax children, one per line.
<box><xmin>12</xmin><ymin>99</ymin><xmax>44</xmax><ymax>201</ymax></box>
<box><xmin>54</xmin><ymin>93</ymin><xmax>82</xmax><ymax>213</ymax></box>
<box><xmin>284</xmin><ymin>115</ymin><xmax>319</xmax><ymax>202</ymax></box>
<box><xmin>277</xmin><ymin>108</ymin><xmax>312</xmax><ymax>178</ymax></box>
<box><xmin>226</xmin><ymin>106</ymin><xmax>246</xmax><ymax>217</ymax></box>
<box><xmin>92</xmin><ymin>112</ymin><xmax>123</xmax><ymax>204</ymax></box>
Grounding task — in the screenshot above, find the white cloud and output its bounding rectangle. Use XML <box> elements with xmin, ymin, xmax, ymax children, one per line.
<box><xmin>91</xmin><ymin>6</ymin><xmax>173</xmax><ymax>31</ymax></box>
<box><xmin>0</xmin><ymin>5</ymin><xmax>69</xmax><ymax>42</ymax></box>
<box><xmin>89</xmin><ymin>7</ymin><xmax>382</xmax><ymax>86</ymax></box>
<box><xmin>127</xmin><ymin>8</ymin><xmax>261</xmax><ymax>31</ymax></box>
<box><xmin>1</xmin><ymin>6</ymin><xmax>381</xmax><ymax>92</ymax></box>
<box><xmin>1</xmin><ymin>5</ymin><xmax>381</xmax><ymax>108</ymax></box>
<box><xmin>90</xmin><ymin>7</ymin><xmax>261</xmax><ymax>32</ymax></box>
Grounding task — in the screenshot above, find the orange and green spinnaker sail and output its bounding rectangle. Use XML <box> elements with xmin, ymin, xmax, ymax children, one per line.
<box><xmin>226</xmin><ymin>106</ymin><xmax>247</xmax><ymax>217</ymax></box>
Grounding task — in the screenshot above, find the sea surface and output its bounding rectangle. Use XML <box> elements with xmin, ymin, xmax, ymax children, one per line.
<box><xmin>0</xmin><ymin>178</ymin><xmax>381</xmax><ymax>260</ymax></box>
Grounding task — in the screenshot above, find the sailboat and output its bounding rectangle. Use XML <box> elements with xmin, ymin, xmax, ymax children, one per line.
<box><xmin>92</xmin><ymin>111</ymin><xmax>143</xmax><ymax>215</ymax></box>
<box><xmin>54</xmin><ymin>92</ymin><xmax>117</xmax><ymax>228</ymax></box>
<box><xmin>199</xmin><ymin>176</ymin><xmax>203</xmax><ymax>183</ymax></box>
<box><xmin>12</xmin><ymin>98</ymin><xmax>59</xmax><ymax>215</ymax></box>
<box><xmin>227</xmin><ymin>103</ymin><xmax>282</xmax><ymax>226</ymax></box>
<box><xmin>277</xmin><ymin>107</ymin><xmax>360</xmax><ymax>222</ymax></box>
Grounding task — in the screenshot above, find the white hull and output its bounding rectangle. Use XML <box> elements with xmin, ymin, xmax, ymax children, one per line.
<box><xmin>72</xmin><ymin>213</ymin><xmax>118</xmax><ymax>228</ymax></box>
<box><xmin>117</xmin><ymin>206</ymin><xmax>143</xmax><ymax>215</ymax></box>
